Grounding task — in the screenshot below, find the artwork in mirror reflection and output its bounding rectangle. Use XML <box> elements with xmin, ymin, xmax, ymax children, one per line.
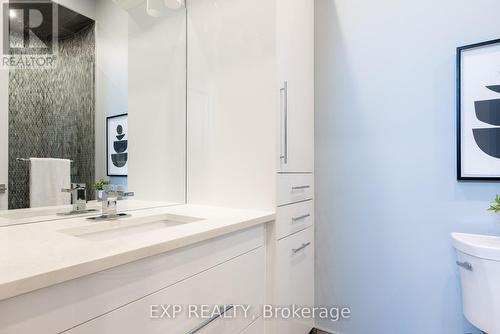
<box><xmin>107</xmin><ymin>114</ymin><xmax>128</xmax><ymax>177</ymax></box>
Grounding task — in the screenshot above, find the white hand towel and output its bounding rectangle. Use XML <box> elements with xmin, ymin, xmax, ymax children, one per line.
<box><xmin>29</xmin><ymin>158</ymin><xmax>71</xmax><ymax>208</ymax></box>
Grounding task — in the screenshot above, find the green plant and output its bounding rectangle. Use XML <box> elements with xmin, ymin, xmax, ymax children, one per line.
<box><xmin>94</xmin><ymin>179</ymin><xmax>111</xmax><ymax>191</ymax></box>
<box><xmin>489</xmin><ymin>195</ymin><xmax>500</xmax><ymax>213</ymax></box>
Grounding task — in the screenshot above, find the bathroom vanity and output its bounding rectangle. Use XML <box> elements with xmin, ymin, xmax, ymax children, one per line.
<box><xmin>0</xmin><ymin>205</ymin><xmax>274</xmax><ymax>334</ymax></box>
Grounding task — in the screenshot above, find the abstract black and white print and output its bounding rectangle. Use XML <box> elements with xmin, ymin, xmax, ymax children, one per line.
<box><xmin>458</xmin><ymin>39</ymin><xmax>500</xmax><ymax>180</ymax></box>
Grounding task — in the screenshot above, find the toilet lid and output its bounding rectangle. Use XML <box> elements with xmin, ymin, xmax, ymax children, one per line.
<box><xmin>452</xmin><ymin>232</ymin><xmax>500</xmax><ymax>261</ymax></box>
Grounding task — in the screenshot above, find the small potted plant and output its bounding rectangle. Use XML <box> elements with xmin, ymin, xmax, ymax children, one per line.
<box><xmin>489</xmin><ymin>195</ymin><xmax>500</xmax><ymax>213</ymax></box>
<box><xmin>94</xmin><ymin>179</ymin><xmax>111</xmax><ymax>202</ymax></box>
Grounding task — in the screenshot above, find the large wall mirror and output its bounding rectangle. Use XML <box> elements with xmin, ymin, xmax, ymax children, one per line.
<box><xmin>0</xmin><ymin>0</ymin><xmax>186</xmax><ymax>224</ymax></box>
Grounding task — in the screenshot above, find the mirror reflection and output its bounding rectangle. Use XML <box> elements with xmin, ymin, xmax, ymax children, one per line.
<box><xmin>0</xmin><ymin>0</ymin><xmax>187</xmax><ymax>223</ymax></box>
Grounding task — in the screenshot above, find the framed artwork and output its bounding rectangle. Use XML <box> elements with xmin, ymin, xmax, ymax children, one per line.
<box><xmin>458</xmin><ymin>38</ymin><xmax>500</xmax><ymax>180</ymax></box>
<box><xmin>107</xmin><ymin>113</ymin><xmax>128</xmax><ymax>177</ymax></box>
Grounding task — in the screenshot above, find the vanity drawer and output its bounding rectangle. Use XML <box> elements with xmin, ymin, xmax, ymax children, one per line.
<box><xmin>275</xmin><ymin>227</ymin><xmax>314</xmax><ymax>334</ymax></box>
<box><xmin>277</xmin><ymin>173</ymin><xmax>313</xmax><ymax>206</ymax></box>
<box><xmin>66</xmin><ymin>247</ymin><xmax>265</xmax><ymax>334</ymax></box>
<box><xmin>276</xmin><ymin>199</ymin><xmax>313</xmax><ymax>239</ymax></box>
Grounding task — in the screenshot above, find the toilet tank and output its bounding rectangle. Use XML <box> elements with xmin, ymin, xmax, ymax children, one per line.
<box><xmin>453</xmin><ymin>233</ymin><xmax>500</xmax><ymax>334</ymax></box>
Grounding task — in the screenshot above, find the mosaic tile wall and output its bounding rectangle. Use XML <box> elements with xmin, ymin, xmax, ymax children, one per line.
<box><xmin>8</xmin><ymin>24</ymin><xmax>95</xmax><ymax>209</ymax></box>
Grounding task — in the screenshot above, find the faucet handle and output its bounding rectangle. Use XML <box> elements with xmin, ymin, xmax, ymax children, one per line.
<box><xmin>116</xmin><ymin>191</ymin><xmax>134</xmax><ymax>200</ymax></box>
<box><xmin>101</xmin><ymin>184</ymin><xmax>134</xmax><ymax>200</ymax></box>
<box><xmin>62</xmin><ymin>183</ymin><xmax>86</xmax><ymax>193</ymax></box>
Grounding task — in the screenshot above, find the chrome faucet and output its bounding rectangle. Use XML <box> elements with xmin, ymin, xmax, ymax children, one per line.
<box><xmin>88</xmin><ymin>185</ymin><xmax>134</xmax><ymax>221</ymax></box>
<box><xmin>58</xmin><ymin>183</ymin><xmax>98</xmax><ymax>216</ymax></box>
<box><xmin>61</xmin><ymin>183</ymin><xmax>87</xmax><ymax>212</ymax></box>
<box><xmin>102</xmin><ymin>187</ymin><xmax>134</xmax><ymax>217</ymax></box>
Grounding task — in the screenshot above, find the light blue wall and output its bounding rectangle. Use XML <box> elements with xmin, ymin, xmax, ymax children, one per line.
<box><xmin>315</xmin><ymin>0</ymin><xmax>500</xmax><ymax>333</ymax></box>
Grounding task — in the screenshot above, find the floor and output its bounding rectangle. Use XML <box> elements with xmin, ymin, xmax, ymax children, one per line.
<box><xmin>310</xmin><ymin>329</ymin><xmax>331</xmax><ymax>334</ymax></box>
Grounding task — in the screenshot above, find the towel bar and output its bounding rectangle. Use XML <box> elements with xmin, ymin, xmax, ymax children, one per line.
<box><xmin>16</xmin><ymin>158</ymin><xmax>74</xmax><ymax>163</ymax></box>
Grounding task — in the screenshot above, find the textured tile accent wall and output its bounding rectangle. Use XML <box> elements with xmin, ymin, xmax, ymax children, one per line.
<box><xmin>8</xmin><ymin>24</ymin><xmax>95</xmax><ymax>209</ymax></box>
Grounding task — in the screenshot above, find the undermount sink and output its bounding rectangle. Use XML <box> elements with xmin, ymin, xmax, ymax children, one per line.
<box><xmin>452</xmin><ymin>232</ymin><xmax>500</xmax><ymax>334</ymax></box>
<box><xmin>59</xmin><ymin>213</ymin><xmax>204</xmax><ymax>241</ymax></box>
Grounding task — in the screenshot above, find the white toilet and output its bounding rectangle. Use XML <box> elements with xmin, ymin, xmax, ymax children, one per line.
<box><xmin>452</xmin><ymin>232</ymin><xmax>500</xmax><ymax>334</ymax></box>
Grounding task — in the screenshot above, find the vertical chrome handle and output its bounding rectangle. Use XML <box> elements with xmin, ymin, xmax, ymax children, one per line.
<box><xmin>186</xmin><ymin>305</ymin><xmax>234</xmax><ymax>334</ymax></box>
<box><xmin>0</xmin><ymin>184</ymin><xmax>6</xmax><ymax>194</ymax></box>
<box><xmin>280</xmin><ymin>81</ymin><xmax>288</xmax><ymax>164</ymax></box>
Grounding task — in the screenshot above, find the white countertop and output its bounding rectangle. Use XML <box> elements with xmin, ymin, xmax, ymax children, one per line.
<box><xmin>0</xmin><ymin>205</ymin><xmax>274</xmax><ymax>301</ymax></box>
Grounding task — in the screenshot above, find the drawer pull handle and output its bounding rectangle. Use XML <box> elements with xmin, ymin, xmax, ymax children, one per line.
<box><xmin>186</xmin><ymin>305</ymin><xmax>234</xmax><ymax>334</ymax></box>
<box><xmin>456</xmin><ymin>261</ymin><xmax>473</xmax><ymax>271</ymax></box>
<box><xmin>292</xmin><ymin>242</ymin><xmax>311</xmax><ymax>254</ymax></box>
<box><xmin>292</xmin><ymin>185</ymin><xmax>310</xmax><ymax>191</ymax></box>
<box><xmin>292</xmin><ymin>214</ymin><xmax>311</xmax><ymax>223</ymax></box>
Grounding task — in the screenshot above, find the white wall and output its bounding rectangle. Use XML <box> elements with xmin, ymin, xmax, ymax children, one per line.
<box><xmin>95</xmin><ymin>0</ymin><xmax>129</xmax><ymax>184</ymax></box>
<box><xmin>127</xmin><ymin>5</ymin><xmax>187</xmax><ymax>203</ymax></box>
<box><xmin>186</xmin><ymin>0</ymin><xmax>277</xmax><ymax>210</ymax></box>
<box><xmin>315</xmin><ymin>0</ymin><xmax>500</xmax><ymax>333</ymax></box>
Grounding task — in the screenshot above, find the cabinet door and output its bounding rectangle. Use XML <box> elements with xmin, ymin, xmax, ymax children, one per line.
<box><xmin>277</xmin><ymin>0</ymin><xmax>314</xmax><ymax>173</ymax></box>
<box><xmin>65</xmin><ymin>248</ymin><xmax>265</xmax><ymax>334</ymax></box>
<box><xmin>275</xmin><ymin>227</ymin><xmax>315</xmax><ymax>334</ymax></box>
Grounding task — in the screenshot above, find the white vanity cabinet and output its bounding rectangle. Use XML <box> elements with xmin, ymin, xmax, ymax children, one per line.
<box><xmin>0</xmin><ymin>225</ymin><xmax>266</xmax><ymax>334</ymax></box>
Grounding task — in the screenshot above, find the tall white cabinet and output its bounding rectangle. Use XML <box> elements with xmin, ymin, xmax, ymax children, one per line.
<box><xmin>273</xmin><ymin>0</ymin><xmax>315</xmax><ymax>332</ymax></box>
<box><xmin>187</xmin><ymin>0</ymin><xmax>314</xmax><ymax>333</ymax></box>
